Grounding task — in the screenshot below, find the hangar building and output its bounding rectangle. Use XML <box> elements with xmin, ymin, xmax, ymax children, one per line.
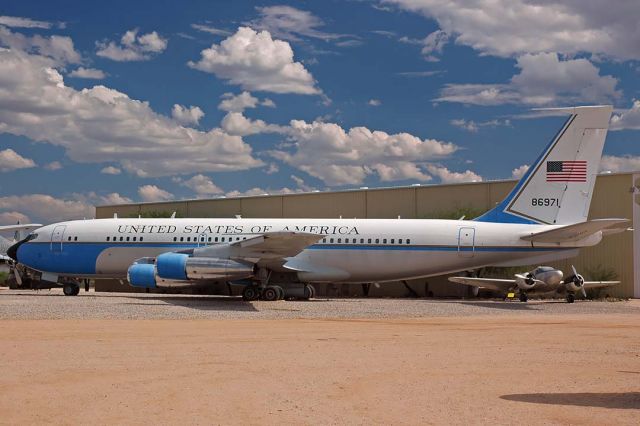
<box><xmin>96</xmin><ymin>172</ymin><xmax>640</xmax><ymax>298</ymax></box>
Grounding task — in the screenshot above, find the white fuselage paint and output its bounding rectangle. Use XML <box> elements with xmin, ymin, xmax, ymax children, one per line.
<box><xmin>20</xmin><ymin>218</ymin><xmax>602</xmax><ymax>284</ymax></box>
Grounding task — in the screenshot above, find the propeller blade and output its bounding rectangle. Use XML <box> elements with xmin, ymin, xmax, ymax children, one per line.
<box><xmin>581</xmin><ymin>286</ymin><xmax>587</xmax><ymax>299</ymax></box>
<box><xmin>13</xmin><ymin>267</ymin><xmax>22</xmax><ymax>285</ymax></box>
<box><xmin>571</xmin><ymin>264</ymin><xmax>578</xmax><ymax>277</ymax></box>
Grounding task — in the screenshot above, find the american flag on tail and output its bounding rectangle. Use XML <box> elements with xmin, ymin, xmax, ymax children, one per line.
<box><xmin>546</xmin><ymin>160</ymin><xmax>587</xmax><ymax>182</ymax></box>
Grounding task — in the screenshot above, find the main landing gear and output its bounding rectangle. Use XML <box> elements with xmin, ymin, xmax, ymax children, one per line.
<box><xmin>62</xmin><ymin>282</ymin><xmax>80</xmax><ymax>296</ymax></box>
<box><xmin>242</xmin><ymin>285</ymin><xmax>285</xmax><ymax>301</ymax></box>
<box><xmin>566</xmin><ymin>293</ymin><xmax>575</xmax><ymax>303</ymax></box>
<box><xmin>519</xmin><ymin>292</ymin><xmax>528</xmax><ymax>302</ymax></box>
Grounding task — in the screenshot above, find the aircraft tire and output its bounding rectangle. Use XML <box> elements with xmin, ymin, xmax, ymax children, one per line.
<box><xmin>272</xmin><ymin>285</ymin><xmax>285</xmax><ymax>300</ymax></box>
<box><xmin>566</xmin><ymin>294</ymin><xmax>575</xmax><ymax>303</ymax></box>
<box><xmin>242</xmin><ymin>286</ymin><xmax>260</xmax><ymax>301</ymax></box>
<box><xmin>63</xmin><ymin>283</ymin><xmax>79</xmax><ymax>296</ymax></box>
<box><xmin>263</xmin><ymin>286</ymin><xmax>279</xmax><ymax>302</ymax></box>
<box><xmin>519</xmin><ymin>292</ymin><xmax>528</xmax><ymax>302</ymax></box>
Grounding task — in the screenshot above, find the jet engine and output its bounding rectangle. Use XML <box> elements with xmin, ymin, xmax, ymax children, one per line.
<box><xmin>127</xmin><ymin>252</ymin><xmax>255</xmax><ymax>288</ymax></box>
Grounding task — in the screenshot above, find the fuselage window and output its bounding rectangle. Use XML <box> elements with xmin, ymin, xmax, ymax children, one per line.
<box><xmin>322</xmin><ymin>238</ymin><xmax>326</xmax><ymax>243</ymax></box>
<box><xmin>187</xmin><ymin>237</ymin><xmax>191</xmax><ymax>242</ymax></box>
<box><xmin>360</xmin><ymin>238</ymin><xmax>364</xmax><ymax>244</ymax></box>
<box><xmin>133</xmin><ymin>237</ymin><xmax>137</xmax><ymax>241</ymax></box>
<box><xmin>68</xmin><ymin>236</ymin><xmax>72</xmax><ymax>241</ymax></box>
<box><xmin>75</xmin><ymin>236</ymin><xmax>78</xmax><ymax>241</ymax></box>
<box><xmin>106</xmin><ymin>236</ymin><xmax>110</xmax><ymax>241</ymax></box>
<box><xmin>398</xmin><ymin>239</ymin><xmax>403</xmax><ymax>244</ymax></box>
<box><xmin>390</xmin><ymin>239</ymin><xmax>394</xmax><ymax>244</ymax></box>
<box><xmin>383</xmin><ymin>239</ymin><xmax>387</xmax><ymax>244</ymax></box>
<box><xmin>140</xmin><ymin>237</ymin><xmax>144</xmax><ymax>242</ymax></box>
<box><xmin>215</xmin><ymin>237</ymin><xmax>219</xmax><ymax>242</ymax></box>
<box><xmin>208</xmin><ymin>237</ymin><xmax>212</xmax><ymax>242</ymax></box>
<box><xmin>173</xmin><ymin>237</ymin><xmax>177</xmax><ymax>242</ymax></box>
<box><xmin>126</xmin><ymin>236</ymin><xmax>130</xmax><ymax>242</ymax></box>
<box><xmin>338</xmin><ymin>238</ymin><xmax>342</xmax><ymax>243</ymax></box>
<box><xmin>406</xmin><ymin>239</ymin><xmax>410</xmax><ymax>244</ymax></box>
<box><xmin>330</xmin><ymin>238</ymin><xmax>334</xmax><ymax>243</ymax></box>
<box><xmin>375</xmin><ymin>238</ymin><xmax>380</xmax><ymax>244</ymax></box>
<box><xmin>243</xmin><ymin>237</ymin><xmax>247</xmax><ymax>240</ymax></box>
<box><xmin>180</xmin><ymin>237</ymin><xmax>184</xmax><ymax>242</ymax></box>
<box><xmin>368</xmin><ymin>238</ymin><xmax>372</xmax><ymax>244</ymax></box>
<box><xmin>120</xmin><ymin>236</ymin><xmax>124</xmax><ymax>241</ymax></box>
<box><xmin>221</xmin><ymin>237</ymin><xmax>225</xmax><ymax>242</ymax></box>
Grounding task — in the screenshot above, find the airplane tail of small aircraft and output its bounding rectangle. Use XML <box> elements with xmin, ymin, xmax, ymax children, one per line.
<box><xmin>474</xmin><ymin>105</ymin><xmax>613</xmax><ymax>225</ymax></box>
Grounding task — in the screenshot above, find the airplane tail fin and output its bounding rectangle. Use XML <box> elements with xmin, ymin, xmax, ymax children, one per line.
<box><xmin>474</xmin><ymin>105</ymin><xmax>613</xmax><ymax>225</ymax></box>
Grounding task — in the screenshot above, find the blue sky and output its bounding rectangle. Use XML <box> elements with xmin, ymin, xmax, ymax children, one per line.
<box><xmin>1</xmin><ymin>0</ymin><xmax>639</xmax><ymax>223</ymax></box>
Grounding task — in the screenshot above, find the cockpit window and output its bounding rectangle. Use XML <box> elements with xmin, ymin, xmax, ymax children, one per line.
<box><xmin>25</xmin><ymin>233</ymin><xmax>38</xmax><ymax>242</ymax></box>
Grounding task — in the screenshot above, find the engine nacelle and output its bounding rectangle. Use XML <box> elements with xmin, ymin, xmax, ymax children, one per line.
<box><xmin>565</xmin><ymin>274</ymin><xmax>584</xmax><ymax>293</ymax></box>
<box><xmin>516</xmin><ymin>274</ymin><xmax>536</xmax><ymax>291</ymax></box>
<box><xmin>127</xmin><ymin>253</ymin><xmax>255</xmax><ymax>289</ymax></box>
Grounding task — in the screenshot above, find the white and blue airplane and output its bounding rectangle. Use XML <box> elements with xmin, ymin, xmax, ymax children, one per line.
<box><xmin>7</xmin><ymin>106</ymin><xmax>629</xmax><ymax>300</ymax></box>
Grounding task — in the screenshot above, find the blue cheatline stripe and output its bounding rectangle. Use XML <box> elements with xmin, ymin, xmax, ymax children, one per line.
<box><xmin>307</xmin><ymin>244</ymin><xmax>572</xmax><ymax>252</ymax></box>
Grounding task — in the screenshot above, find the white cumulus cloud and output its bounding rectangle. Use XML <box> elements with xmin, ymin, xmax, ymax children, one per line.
<box><xmin>599</xmin><ymin>155</ymin><xmax>640</xmax><ymax>173</ymax></box>
<box><xmin>0</xmin><ymin>149</ymin><xmax>36</xmax><ymax>172</ymax></box>
<box><xmin>0</xmin><ymin>16</ymin><xmax>57</xmax><ymax>29</ymax></box>
<box><xmin>179</xmin><ymin>174</ymin><xmax>224</xmax><ymax>196</ymax></box>
<box><xmin>138</xmin><ymin>185</ymin><xmax>173</xmax><ymax>202</ymax></box>
<box><xmin>100</xmin><ymin>166</ymin><xmax>122</xmax><ymax>175</ymax></box>
<box><xmin>188</xmin><ymin>27</ymin><xmax>320</xmax><ymax>95</ymax></box>
<box><xmin>0</xmin><ymin>49</ymin><xmax>262</xmax><ymax>177</ymax></box>
<box><xmin>511</xmin><ymin>164</ymin><xmax>530</xmax><ymax>179</ymax></box>
<box><xmin>0</xmin><ymin>194</ymin><xmax>94</xmax><ymax>224</ymax></box>
<box><xmin>68</xmin><ymin>67</ymin><xmax>106</xmax><ymax>79</ymax></box>
<box><xmin>610</xmin><ymin>101</ymin><xmax>640</xmax><ymax>131</ymax></box>
<box><xmin>426</xmin><ymin>165</ymin><xmax>482</xmax><ymax>183</ymax></box>
<box><xmin>0</xmin><ymin>25</ymin><xmax>81</xmax><ymax>65</ymax></box>
<box><xmin>44</xmin><ymin>161</ymin><xmax>62</xmax><ymax>171</ymax></box>
<box><xmin>248</xmin><ymin>5</ymin><xmax>347</xmax><ymax>42</ymax></box>
<box><xmin>96</xmin><ymin>29</ymin><xmax>167</xmax><ymax>61</ymax></box>
<box><xmin>220</xmin><ymin>112</ymin><xmax>286</xmax><ymax>136</ymax></box>
<box><xmin>171</xmin><ymin>104</ymin><xmax>204</xmax><ymax>126</ymax></box>
<box><xmin>271</xmin><ymin>120</ymin><xmax>457</xmax><ymax>186</ymax></box>
<box><xmin>437</xmin><ymin>53</ymin><xmax>620</xmax><ymax>106</ymax></box>
<box><xmin>386</xmin><ymin>0</ymin><xmax>640</xmax><ymax>61</ymax></box>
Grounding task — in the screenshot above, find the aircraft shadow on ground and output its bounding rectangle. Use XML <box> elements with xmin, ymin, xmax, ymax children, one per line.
<box><xmin>127</xmin><ymin>295</ymin><xmax>260</xmax><ymax>312</ymax></box>
<box><xmin>447</xmin><ymin>301</ymin><xmax>543</xmax><ymax>311</ymax></box>
<box><xmin>500</xmin><ymin>392</ymin><xmax>640</xmax><ymax>409</ymax></box>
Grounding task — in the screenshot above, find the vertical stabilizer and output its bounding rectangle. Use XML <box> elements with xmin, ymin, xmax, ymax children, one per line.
<box><xmin>475</xmin><ymin>105</ymin><xmax>612</xmax><ymax>225</ymax></box>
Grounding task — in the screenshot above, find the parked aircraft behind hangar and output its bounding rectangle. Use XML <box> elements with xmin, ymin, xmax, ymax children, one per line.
<box><xmin>7</xmin><ymin>106</ymin><xmax>630</xmax><ymax>300</ymax></box>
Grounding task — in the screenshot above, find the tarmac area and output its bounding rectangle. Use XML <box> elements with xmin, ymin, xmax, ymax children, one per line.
<box><xmin>0</xmin><ymin>289</ymin><xmax>639</xmax><ymax>424</ymax></box>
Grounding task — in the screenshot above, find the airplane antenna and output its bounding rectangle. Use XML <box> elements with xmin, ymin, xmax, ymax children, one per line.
<box><xmin>170</xmin><ymin>211</ymin><xmax>176</xmax><ymax>219</ymax></box>
<box><xmin>235</xmin><ymin>214</ymin><xmax>242</xmax><ymax>219</ymax></box>
<box><xmin>458</xmin><ymin>215</ymin><xmax>466</xmax><ymax>220</ymax></box>
<box><xmin>113</xmin><ymin>213</ymin><xmax>118</xmax><ymax>219</ymax></box>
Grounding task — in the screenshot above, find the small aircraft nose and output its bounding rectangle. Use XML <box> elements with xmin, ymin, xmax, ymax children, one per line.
<box><xmin>7</xmin><ymin>241</ymin><xmax>20</xmax><ymax>262</ymax></box>
<box><xmin>550</xmin><ymin>270</ymin><xmax>564</xmax><ymax>285</ymax></box>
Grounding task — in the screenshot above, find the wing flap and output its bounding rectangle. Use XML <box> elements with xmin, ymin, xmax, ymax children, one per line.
<box><xmin>229</xmin><ymin>231</ymin><xmax>323</xmax><ymax>260</ymax></box>
<box><xmin>521</xmin><ymin>218</ymin><xmax>630</xmax><ymax>243</ymax></box>
<box><xmin>448</xmin><ymin>276</ymin><xmax>516</xmax><ymax>291</ymax></box>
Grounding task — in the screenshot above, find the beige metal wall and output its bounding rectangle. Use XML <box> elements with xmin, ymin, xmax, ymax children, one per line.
<box><xmin>96</xmin><ymin>173</ymin><xmax>636</xmax><ymax>298</ymax></box>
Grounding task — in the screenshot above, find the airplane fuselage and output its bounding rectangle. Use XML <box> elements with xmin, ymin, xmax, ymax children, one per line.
<box><xmin>14</xmin><ymin>217</ymin><xmax>601</xmax><ymax>284</ymax></box>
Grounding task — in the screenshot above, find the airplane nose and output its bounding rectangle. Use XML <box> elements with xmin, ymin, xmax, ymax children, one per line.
<box><xmin>7</xmin><ymin>241</ymin><xmax>20</xmax><ymax>262</ymax></box>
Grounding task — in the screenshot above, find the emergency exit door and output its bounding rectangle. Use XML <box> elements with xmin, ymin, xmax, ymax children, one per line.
<box><xmin>457</xmin><ymin>227</ymin><xmax>475</xmax><ymax>258</ymax></box>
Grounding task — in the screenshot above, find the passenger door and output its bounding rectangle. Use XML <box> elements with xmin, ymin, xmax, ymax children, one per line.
<box><xmin>457</xmin><ymin>227</ymin><xmax>475</xmax><ymax>258</ymax></box>
<box><xmin>51</xmin><ymin>225</ymin><xmax>66</xmax><ymax>253</ymax></box>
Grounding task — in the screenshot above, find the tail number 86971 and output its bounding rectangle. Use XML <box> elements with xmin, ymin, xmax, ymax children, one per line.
<box><xmin>531</xmin><ymin>197</ymin><xmax>560</xmax><ymax>207</ymax></box>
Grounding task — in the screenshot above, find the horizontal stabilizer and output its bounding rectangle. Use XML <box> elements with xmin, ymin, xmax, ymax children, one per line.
<box><xmin>520</xmin><ymin>218</ymin><xmax>630</xmax><ymax>243</ymax></box>
<box><xmin>0</xmin><ymin>223</ymin><xmax>42</xmax><ymax>233</ymax></box>
<box><xmin>448</xmin><ymin>276</ymin><xmax>515</xmax><ymax>291</ymax></box>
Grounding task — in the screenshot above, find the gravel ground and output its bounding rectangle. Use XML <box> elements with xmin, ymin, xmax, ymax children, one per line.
<box><xmin>1</xmin><ymin>288</ymin><xmax>638</xmax><ymax>319</ymax></box>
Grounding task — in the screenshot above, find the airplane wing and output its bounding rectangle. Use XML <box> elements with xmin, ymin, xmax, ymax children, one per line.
<box><xmin>191</xmin><ymin>231</ymin><xmax>324</xmax><ymax>264</ymax></box>
<box><xmin>448</xmin><ymin>276</ymin><xmax>516</xmax><ymax>291</ymax></box>
<box><xmin>583</xmin><ymin>281</ymin><xmax>620</xmax><ymax>290</ymax></box>
<box><xmin>520</xmin><ymin>219</ymin><xmax>630</xmax><ymax>243</ymax></box>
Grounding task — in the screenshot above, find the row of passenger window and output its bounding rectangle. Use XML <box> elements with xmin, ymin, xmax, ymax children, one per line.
<box><xmin>321</xmin><ymin>237</ymin><xmax>411</xmax><ymax>245</ymax></box>
<box><xmin>67</xmin><ymin>236</ymin><xmax>78</xmax><ymax>241</ymax></box>
<box><xmin>103</xmin><ymin>235</ymin><xmax>411</xmax><ymax>245</ymax></box>
<box><xmin>107</xmin><ymin>236</ymin><xmax>145</xmax><ymax>242</ymax></box>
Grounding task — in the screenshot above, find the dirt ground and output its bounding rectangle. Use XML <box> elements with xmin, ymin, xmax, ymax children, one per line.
<box><xmin>0</xmin><ymin>314</ymin><xmax>638</xmax><ymax>425</ymax></box>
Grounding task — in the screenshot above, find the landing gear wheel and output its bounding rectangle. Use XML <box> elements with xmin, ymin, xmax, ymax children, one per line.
<box><xmin>242</xmin><ymin>286</ymin><xmax>261</xmax><ymax>301</ymax></box>
<box><xmin>519</xmin><ymin>292</ymin><xmax>528</xmax><ymax>302</ymax></box>
<box><xmin>262</xmin><ymin>286</ymin><xmax>279</xmax><ymax>302</ymax></box>
<box><xmin>301</xmin><ymin>284</ymin><xmax>315</xmax><ymax>300</ymax></box>
<box><xmin>272</xmin><ymin>285</ymin><xmax>285</xmax><ymax>300</ymax></box>
<box><xmin>63</xmin><ymin>283</ymin><xmax>80</xmax><ymax>296</ymax></box>
<box><xmin>566</xmin><ymin>293</ymin><xmax>575</xmax><ymax>303</ymax></box>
